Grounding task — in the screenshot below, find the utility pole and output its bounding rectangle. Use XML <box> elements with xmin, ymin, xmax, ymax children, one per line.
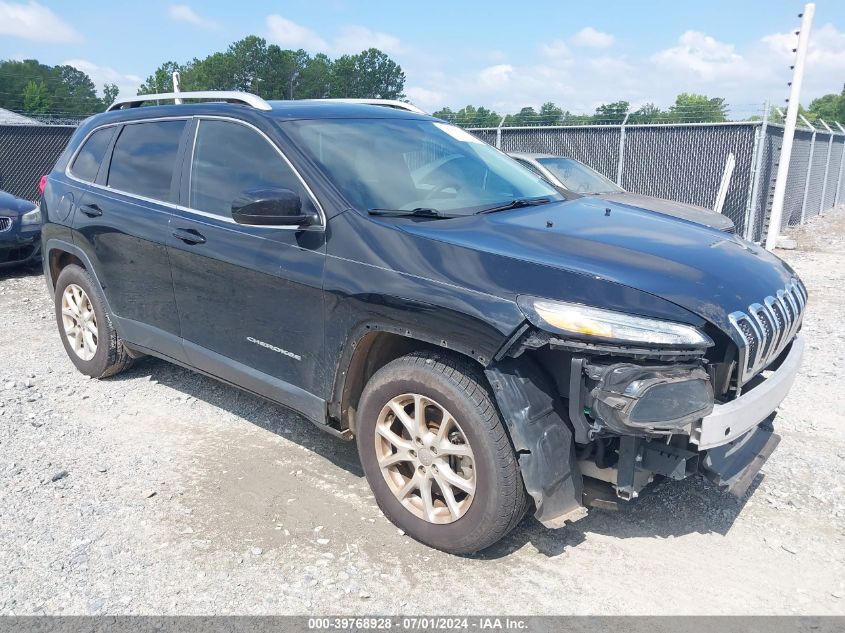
<box><xmin>765</xmin><ymin>3</ymin><xmax>815</xmax><ymax>250</ymax></box>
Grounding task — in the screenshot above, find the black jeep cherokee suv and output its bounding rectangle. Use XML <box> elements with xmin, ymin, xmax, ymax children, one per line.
<box><xmin>40</xmin><ymin>92</ymin><xmax>806</xmax><ymax>554</ymax></box>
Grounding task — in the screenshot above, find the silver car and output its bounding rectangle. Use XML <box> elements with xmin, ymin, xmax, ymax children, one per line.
<box><xmin>509</xmin><ymin>152</ymin><xmax>735</xmax><ymax>233</ymax></box>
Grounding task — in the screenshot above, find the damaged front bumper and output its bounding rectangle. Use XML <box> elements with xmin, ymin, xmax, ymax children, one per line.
<box><xmin>487</xmin><ymin>333</ymin><xmax>804</xmax><ymax>528</ymax></box>
<box><xmin>580</xmin><ymin>336</ymin><xmax>803</xmax><ymax>504</ymax></box>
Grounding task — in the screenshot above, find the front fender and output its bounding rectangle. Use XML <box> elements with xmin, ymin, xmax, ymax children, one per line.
<box><xmin>485</xmin><ymin>356</ymin><xmax>585</xmax><ymax>528</ymax></box>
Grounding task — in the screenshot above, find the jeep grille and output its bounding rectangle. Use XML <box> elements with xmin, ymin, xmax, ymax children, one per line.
<box><xmin>729</xmin><ymin>279</ymin><xmax>806</xmax><ymax>385</ymax></box>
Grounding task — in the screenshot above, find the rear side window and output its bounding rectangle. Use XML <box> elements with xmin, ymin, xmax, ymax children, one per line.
<box><xmin>189</xmin><ymin>119</ymin><xmax>311</xmax><ymax>217</ymax></box>
<box><xmin>107</xmin><ymin>120</ymin><xmax>186</xmax><ymax>202</ymax></box>
<box><xmin>70</xmin><ymin>127</ymin><xmax>115</xmax><ymax>182</ymax></box>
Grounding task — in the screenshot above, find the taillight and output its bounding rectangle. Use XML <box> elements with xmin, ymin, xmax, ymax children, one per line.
<box><xmin>39</xmin><ymin>175</ymin><xmax>48</xmax><ymax>195</ymax></box>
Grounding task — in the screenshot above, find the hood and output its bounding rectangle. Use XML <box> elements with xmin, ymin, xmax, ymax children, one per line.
<box><xmin>0</xmin><ymin>190</ymin><xmax>36</xmax><ymax>217</ymax></box>
<box><xmin>400</xmin><ymin>198</ymin><xmax>795</xmax><ymax>335</ymax></box>
<box><xmin>597</xmin><ymin>191</ymin><xmax>735</xmax><ymax>232</ymax></box>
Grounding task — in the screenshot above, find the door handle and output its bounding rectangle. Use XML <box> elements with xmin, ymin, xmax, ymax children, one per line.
<box><xmin>172</xmin><ymin>228</ymin><xmax>207</xmax><ymax>245</ymax></box>
<box><xmin>80</xmin><ymin>203</ymin><xmax>102</xmax><ymax>217</ymax></box>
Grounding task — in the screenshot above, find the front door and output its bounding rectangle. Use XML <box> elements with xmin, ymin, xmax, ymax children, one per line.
<box><xmin>167</xmin><ymin>118</ymin><xmax>327</xmax><ymax>420</ymax></box>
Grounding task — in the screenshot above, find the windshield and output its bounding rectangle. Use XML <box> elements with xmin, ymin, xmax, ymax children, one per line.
<box><xmin>536</xmin><ymin>157</ymin><xmax>623</xmax><ymax>194</ymax></box>
<box><xmin>284</xmin><ymin>118</ymin><xmax>561</xmax><ymax>215</ymax></box>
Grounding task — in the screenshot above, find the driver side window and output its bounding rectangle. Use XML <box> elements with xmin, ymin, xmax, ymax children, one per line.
<box><xmin>189</xmin><ymin>119</ymin><xmax>311</xmax><ymax>217</ymax></box>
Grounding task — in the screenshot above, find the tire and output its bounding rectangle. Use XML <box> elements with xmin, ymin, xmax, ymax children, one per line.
<box><xmin>356</xmin><ymin>351</ymin><xmax>527</xmax><ymax>554</ymax></box>
<box><xmin>54</xmin><ymin>264</ymin><xmax>134</xmax><ymax>379</ymax></box>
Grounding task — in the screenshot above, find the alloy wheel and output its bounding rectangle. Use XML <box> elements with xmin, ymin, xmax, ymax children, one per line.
<box><xmin>374</xmin><ymin>393</ymin><xmax>476</xmax><ymax>524</ymax></box>
<box><xmin>61</xmin><ymin>283</ymin><xmax>98</xmax><ymax>361</ymax></box>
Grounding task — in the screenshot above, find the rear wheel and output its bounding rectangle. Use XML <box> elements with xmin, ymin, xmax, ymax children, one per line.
<box><xmin>54</xmin><ymin>264</ymin><xmax>133</xmax><ymax>378</ymax></box>
<box><xmin>356</xmin><ymin>351</ymin><xmax>527</xmax><ymax>554</ymax></box>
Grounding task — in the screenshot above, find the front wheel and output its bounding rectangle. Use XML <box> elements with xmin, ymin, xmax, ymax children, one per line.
<box><xmin>356</xmin><ymin>351</ymin><xmax>527</xmax><ymax>554</ymax></box>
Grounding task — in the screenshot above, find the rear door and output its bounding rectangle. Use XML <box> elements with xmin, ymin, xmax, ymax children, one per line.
<box><xmin>71</xmin><ymin>118</ymin><xmax>189</xmax><ymax>359</ymax></box>
<box><xmin>167</xmin><ymin>117</ymin><xmax>327</xmax><ymax>420</ymax></box>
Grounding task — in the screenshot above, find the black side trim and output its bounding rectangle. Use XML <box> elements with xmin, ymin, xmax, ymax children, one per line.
<box><xmin>181</xmin><ymin>337</ymin><xmax>327</xmax><ymax>426</ymax></box>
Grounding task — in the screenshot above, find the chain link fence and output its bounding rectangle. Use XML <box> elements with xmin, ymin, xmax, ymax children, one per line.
<box><xmin>465</xmin><ymin>119</ymin><xmax>845</xmax><ymax>242</ymax></box>
<box><xmin>0</xmin><ymin>124</ymin><xmax>76</xmax><ymax>201</ymax></box>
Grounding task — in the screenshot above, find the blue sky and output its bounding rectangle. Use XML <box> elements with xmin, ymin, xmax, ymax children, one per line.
<box><xmin>2</xmin><ymin>1</ymin><xmax>844</xmax><ymax>116</ymax></box>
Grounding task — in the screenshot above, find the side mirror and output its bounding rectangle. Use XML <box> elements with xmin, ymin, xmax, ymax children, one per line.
<box><xmin>231</xmin><ymin>188</ymin><xmax>317</xmax><ymax>226</ymax></box>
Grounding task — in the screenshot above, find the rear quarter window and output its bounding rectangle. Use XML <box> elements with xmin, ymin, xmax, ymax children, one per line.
<box><xmin>69</xmin><ymin>127</ymin><xmax>116</xmax><ymax>183</ymax></box>
<box><xmin>107</xmin><ymin>120</ymin><xmax>187</xmax><ymax>202</ymax></box>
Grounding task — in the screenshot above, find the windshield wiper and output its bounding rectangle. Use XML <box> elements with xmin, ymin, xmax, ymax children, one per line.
<box><xmin>475</xmin><ymin>197</ymin><xmax>553</xmax><ymax>215</ymax></box>
<box><xmin>368</xmin><ymin>207</ymin><xmax>455</xmax><ymax>219</ymax></box>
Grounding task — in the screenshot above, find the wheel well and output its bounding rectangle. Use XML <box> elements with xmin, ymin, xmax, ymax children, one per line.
<box><xmin>48</xmin><ymin>250</ymin><xmax>84</xmax><ymax>289</ymax></box>
<box><xmin>337</xmin><ymin>330</ymin><xmax>493</xmax><ymax>435</ymax></box>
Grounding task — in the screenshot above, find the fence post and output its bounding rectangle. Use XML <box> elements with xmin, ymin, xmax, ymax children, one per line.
<box><xmin>766</xmin><ymin>3</ymin><xmax>815</xmax><ymax>249</ymax></box>
<box><xmin>495</xmin><ymin>116</ymin><xmax>506</xmax><ymax>150</ymax></box>
<box><xmin>798</xmin><ymin>115</ymin><xmax>816</xmax><ymax>225</ymax></box>
<box><xmin>835</xmin><ymin>123</ymin><xmax>845</xmax><ymax>206</ymax></box>
<box><xmin>818</xmin><ymin>119</ymin><xmax>834</xmax><ymax>214</ymax></box>
<box><xmin>615</xmin><ymin>112</ymin><xmax>630</xmax><ymax>186</ymax></box>
<box><xmin>172</xmin><ymin>71</ymin><xmax>182</xmax><ymax>104</ymax></box>
<box><xmin>744</xmin><ymin>103</ymin><xmax>769</xmax><ymax>240</ymax></box>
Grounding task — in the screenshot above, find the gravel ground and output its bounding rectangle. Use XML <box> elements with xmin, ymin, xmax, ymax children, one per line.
<box><xmin>2</xmin><ymin>209</ymin><xmax>845</xmax><ymax>616</ymax></box>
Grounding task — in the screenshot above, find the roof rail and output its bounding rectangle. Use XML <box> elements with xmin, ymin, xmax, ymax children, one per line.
<box><xmin>107</xmin><ymin>91</ymin><xmax>272</xmax><ymax>112</ymax></box>
<box><xmin>317</xmin><ymin>99</ymin><xmax>426</xmax><ymax>114</ymax></box>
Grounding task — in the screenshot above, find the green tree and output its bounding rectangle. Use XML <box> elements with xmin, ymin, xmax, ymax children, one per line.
<box><xmin>137</xmin><ymin>40</ymin><xmax>404</xmax><ymax>102</ymax></box>
<box><xmin>298</xmin><ymin>53</ymin><xmax>332</xmax><ymax>99</ymax></box>
<box><xmin>431</xmin><ymin>106</ymin><xmax>455</xmax><ymax>122</ymax></box>
<box><xmin>593</xmin><ymin>100</ymin><xmax>629</xmax><ymax>124</ymax></box>
<box><xmin>0</xmin><ymin>59</ymin><xmax>102</xmax><ymax>115</ymax></box>
<box><xmin>505</xmin><ymin>106</ymin><xmax>539</xmax><ymax>126</ymax></box>
<box><xmin>138</xmin><ymin>60</ymin><xmax>186</xmax><ymax>95</ymax></box>
<box><xmin>329</xmin><ymin>54</ymin><xmax>357</xmax><ymax>98</ymax></box>
<box><xmin>807</xmin><ymin>86</ymin><xmax>845</xmax><ymax>124</ymax></box>
<box><xmin>538</xmin><ymin>102</ymin><xmax>566</xmax><ymax>125</ymax></box>
<box><xmin>227</xmin><ymin>36</ymin><xmax>268</xmax><ymax>92</ymax></box>
<box><xmin>629</xmin><ymin>102</ymin><xmax>665</xmax><ymax>124</ymax></box>
<box><xmin>54</xmin><ymin>65</ymin><xmax>101</xmax><ymax>113</ymax></box>
<box><xmin>22</xmin><ymin>79</ymin><xmax>51</xmax><ymax>113</ymax></box>
<box><xmin>101</xmin><ymin>83</ymin><xmax>120</xmax><ymax>108</ymax></box>
<box><xmin>669</xmin><ymin>93</ymin><xmax>727</xmax><ymax>122</ymax></box>
<box><xmin>263</xmin><ymin>47</ymin><xmax>310</xmax><ymax>99</ymax></box>
<box><xmin>439</xmin><ymin>105</ymin><xmax>500</xmax><ymax>127</ymax></box>
<box><xmin>346</xmin><ymin>48</ymin><xmax>405</xmax><ymax>99</ymax></box>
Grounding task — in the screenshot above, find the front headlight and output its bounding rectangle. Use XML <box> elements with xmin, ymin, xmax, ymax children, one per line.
<box><xmin>20</xmin><ymin>207</ymin><xmax>42</xmax><ymax>226</ymax></box>
<box><xmin>517</xmin><ymin>296</ymin><xmax>712</xmax><ymax>348</ymax></box>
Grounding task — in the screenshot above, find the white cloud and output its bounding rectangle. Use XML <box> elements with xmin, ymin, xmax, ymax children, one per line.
<box><xmin>762</xmin><ymin>23</ymin><xmax>845</xmax><ymax>75</ymax></box>
<box><xmin>63</xmin><ymin>59</ymin><xmax>143</xmax><ymax>99</ymax></box>
<box><xmin>0</xmin><ymin>1</ymin><xmax>82</xmax><ymax>43</ymax></box>
<box><xmin>651</xmin><ymin>30</ymin><xmax>753</xmax><ymax>82</ymax></box>
<box><xmin>256</xmin><ymin>16</ymin><xmax>845</xmax><ymax>117</ymax></box>
<box><xmin>571</xmin><ymin>27</ymin><xmax>615</xmax><ymax>49</ymax></box>
<box><xmin>167</xmin><ymin>4</ymin><xmax>219</xmax><ymax>30</ymax></box>
<box><xmin>404</xmin><ymin>86</ymin><xmax>444</xmax><ymax>110</ymax></box>
<box><xmin>334</xmin><ymin>25</ymin><xmax>403</xmax><ymax>54</ymax></box>
<box><xmin>266</xmin><ymin>15</ymin><xmax>328</xmax><ymax>50</ymax></box>
<box><xmin>265</xmin><ymin>15</ymin><xmax>403</xmax><ymax>56</ymax></box>
<box><xmin>477</xmin><ymin>64</ymin><xmax>513</xmax><ymax>89</ymax></box>
<box><xmin>540</xmin><ymin>39</ymin><xmax>570</xmax><ymax>59</ymax></box>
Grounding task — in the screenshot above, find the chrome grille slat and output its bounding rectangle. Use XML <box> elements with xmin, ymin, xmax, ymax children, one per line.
<box><xmin>729</xmin><ymin>278</ymin><xmax>806</xmax><ymax>385</ymax></box>
<box><xmin>0</xmin><ymin>217</ymin><xmax>11</xmax><ymax>232</ymax></box>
